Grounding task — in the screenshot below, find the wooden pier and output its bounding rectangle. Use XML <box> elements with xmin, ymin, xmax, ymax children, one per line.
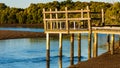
<box><xmin>43</xmin><ymin>6</ymin><xmax>119</xmax><ymax>68</ymax></box>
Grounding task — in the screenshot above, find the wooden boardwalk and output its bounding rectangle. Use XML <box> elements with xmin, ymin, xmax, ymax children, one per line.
<box><xmin>43</xmin><ymin>6</ymin><xmax>120</xmax><ymax>68</ymax></box>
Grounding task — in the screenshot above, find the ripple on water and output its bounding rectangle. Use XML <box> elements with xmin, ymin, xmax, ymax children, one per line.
<box><xmin>0</xmin><ymin>57</ymin><xmax>46</xmax><ymax>64</ymax></box>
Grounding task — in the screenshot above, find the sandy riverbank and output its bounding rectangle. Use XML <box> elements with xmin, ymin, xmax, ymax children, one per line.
<box><xmin>0</xmin><ymin>30</ymin><xmax>59</xmax><ymax>40</ymax></box>
<box><xmin>69</xmin><ymin>41</ymin><xmax>120</xmax><ymax>68</ymax></box>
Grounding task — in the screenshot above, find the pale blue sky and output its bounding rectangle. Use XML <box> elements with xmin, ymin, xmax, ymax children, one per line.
<box><xmin>0</xmin><ymin>0</ymin><xmax>119</xmax><ymax>8</ymax></box>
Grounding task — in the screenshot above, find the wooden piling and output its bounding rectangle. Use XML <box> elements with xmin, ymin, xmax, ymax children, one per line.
<box><xmin>70</xmin><ymin>34</ymin><xmax>74</xmax><ymax>65</ymax></box>
<box><xmin>78</xmin><ymin>33</ymin><xmax>81</xmax><ymax>62</ymax></box>
<box><xmin>59</xmin><ymin>33</ymin><xmax>62</xmax><ymax>68</ymax></box>
<box><xmin>46</xmin><ymin>33</ymin><xmax>50</xmax><ymax>68</ymax></box>
<box><xmin>107</xmin><ymin>34</ymin><xmax>110</xmax><ymax>52</ymax></box>
<box><xmin>59</xmin><ymin>33</ymin><xmax>62</xmax><ymax>57</ymax></box>
<box><xmin>110</xmin><ymin>34</ymin><xmax>114</xmax><ymax>55</ymax></box>
<box><xmin>65</xmin><ymin>7</ymin><xmax>68</xmax><ymax>31</ymax></box>
<box><xmin>59</xmin><ymin>56</ymin><xmax>62</xmax><ymax>68</ymax></box>
<box><xmin>93</xmin><ymin>33</ymin><xmax>98</xmax><ymax>58</ymax></box>
<box><xmin>58</xmin><ymin>33</ymin><xmax>63</xmax><ymax>68</ymax></box>
<box><xmin>87</xmin><ymin>6</ymin><xmax>92</xmax><ymax>59</ymax></box>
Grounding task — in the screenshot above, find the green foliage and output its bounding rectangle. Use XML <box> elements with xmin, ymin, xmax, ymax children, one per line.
<box><xmin>105</xmin><ymin>2</ymin><xmax>120</xmax><ymax>25</ymax></box>
<box><xmin>0</xmin><ymin>0</ymin><xmax>116</xmax><ymax>25</ymax></box>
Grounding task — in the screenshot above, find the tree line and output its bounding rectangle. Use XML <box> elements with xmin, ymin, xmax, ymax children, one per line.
<box><xmin>0</xmin><ymin>0</ymin><xmax>120</xmax><ymax>25</ymax></box>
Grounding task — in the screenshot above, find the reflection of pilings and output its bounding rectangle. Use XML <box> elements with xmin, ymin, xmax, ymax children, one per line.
<box><xmin>78</xmin><ymin>33</ymin><xmax>81</xmax><ymax>62</ymax></box>
<box><xmin>46</xmin><ymin>60</ymin><xmax>50</xmax><ymax>68</ymax></box>
<box><xmin>46</xmin><ymin>33</ymin><xmax>50</xmax><ymax>68</ymax></box>
<box><xmin>110</xmin><ymin>34</ymin><xmax>114</xmax><ymax>55</ymax></box>
<box><xmin>59</xmin><ymin>56</ymin><xmax>62</xmax><ymax>68</ymax></box>
<box><xmin>70</xmin><ymin>34</ymin><xmax>74</xmax><ymax>65</ymax></box>
<box><xmin>107</xmin><ymin>34</ymin><xmax>110</xmax><ymax>52</ymax></box>
<box><xmin>59</xmin><ymin>33</ymin><xmax>62</xmax><ymax>68</ymax></box>
<box><xmin>93</xmin><ymin>33</ymin><xmax>98</xmax><ymax>58</ymax></box>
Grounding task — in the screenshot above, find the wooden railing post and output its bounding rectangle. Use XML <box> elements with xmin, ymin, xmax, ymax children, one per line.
<box><xmin>43</xmin><ymin>8</ymin><xmax>46</xmax><ymax>31</ymax></box>
<box><xmin>65</xmin><ymin>7</ymin><xmax>69</xmax><ymax>32</ymax></box>
<box><xmin>87</xmin><ymin>6</ymin><xmax>92</xmax><ymax>59</ymax></box>
<box><xmin>55</xmin><ymin>8</ymin><xmax>59</xmax><ymax>29</ymax></box>
<box><xmin>102</xmin><ymin>9</ymin><xmax>104</xmax><ymax>26</ymax></box>
<box><xmin>50</xmin><ymin>9</ymin><xmax>52</xmax><ymax>30</ymax></box>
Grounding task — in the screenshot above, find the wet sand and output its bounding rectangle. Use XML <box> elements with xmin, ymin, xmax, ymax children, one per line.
<box><xmin>69</xmin><ymin>42</ymin><xmax>120</xmax><ymax>68</ymax></box>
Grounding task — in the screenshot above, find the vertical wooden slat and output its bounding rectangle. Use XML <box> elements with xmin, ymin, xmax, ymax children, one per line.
<box><xmin>81</xmin><ymin>9</ymin><xmax>83</xmax><ymax>18</ymax></box>
<box><xmin>74</xmin><ymin>21</ymin><xmax>76</xmax><ymax>29</ymax></box>
<box><xmin>102</xmin><ymin>9</ymin><xmax>104</xmax><ymax>26</ymax></box>
<box><xmin>70</xmin><ymin>34</ymin><xmax>74</xmax><ymax>65</ymax></box>
<box><xmin>65</xmin><ymin>7</ymin><xmax>68</xmax><ymax>31</ymax></box>
<box><xmin>78</xmin><ymin>33</ymin><xmax>81</xmax><ymax>62</ymax></box>
<box><xmin>55</xmin><ymin>8</ymin><xmax>59</xmax><ymax>29</ymax></box>
<box><xmin>50</xmin><ymin>9</ymin><xmax>52</xmax><ymax>29</ymax></box>
<box><xmin>60</xmin><ymin>21</ymin><xmax>62</xmax><ymax>30</ymax></box>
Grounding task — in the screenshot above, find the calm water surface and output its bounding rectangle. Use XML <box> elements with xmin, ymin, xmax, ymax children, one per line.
<box><xmin>0</xmin><ymin>27</ymin><xmax>117</xmax><ymax>68</ymax></box>
<box><xmin>0</xmin><ymin>27</ymin><xmax>44</xmax><ymax>32</ymax></box>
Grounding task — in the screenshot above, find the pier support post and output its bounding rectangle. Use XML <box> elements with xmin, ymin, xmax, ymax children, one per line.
<box><xmin>107</xmin><ymin>34</ymin><xmax>110</xmax><ymax>52</ymax></box>
<box><xmin>46</xmin><ymin>33</ymin><xmax>50</xmax><ymax>68</ymax></box>
<box><xmin>78</xmin><ymin>33</ymin><xmax>81</xmax><ymax>62</ymax></box>
<box><xmin>70</xmin><ymin>34</ymin><xmax>74</xmax><ymax>65</ymax></box>
<box><xmin>59</xmin><ymin>33</ymin><xmax>62</xmax><ymax>68</ymax></box>
<box><xmin>88</xmin><ymin>32</ymin><xmax>92</xmax><ymax>59</ymax></box>
<box><xmin>59</xmin><ymin>33</ymin><xmax>62</xmax><ymax>57</ymax></box>
<box><xmin>59</xmin><ymin>56</ymin><xmax>62</xmax><ymax>68</ymax></box>
<box><xmin>93</xmin><ymin>33</ymin><xmax>98</xmax><ymax>58</ymax></box>
<box><xmin>87</xmin><ymin>6</ymin><xmax>92</xmax><ymax>59</ymax></box>
<box><xmin>110</xmin><ymin>34</ymin><xmax>114</xmax><ymax>55</ymax></box>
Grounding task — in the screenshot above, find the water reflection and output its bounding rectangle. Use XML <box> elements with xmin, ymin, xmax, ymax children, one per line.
<box><xmin>59</xmin><ymin>56</ymin><xmax>62</xmax><ymax>68</ymax></box>
<box><xmin>0</xmin><ymin>34</ymin><xmax>111</xmax><ymax>68</ymax></box>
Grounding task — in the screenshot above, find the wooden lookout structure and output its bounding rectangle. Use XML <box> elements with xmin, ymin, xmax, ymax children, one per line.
<box><xmin>43</xmin><ymin>6</ymin><xmax>119</xmax><ymax>68</ymax></box>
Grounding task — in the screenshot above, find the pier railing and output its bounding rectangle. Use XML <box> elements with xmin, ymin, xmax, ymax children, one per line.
<box><xmin>43</xmin><ymin>6</ymin><xmax>91</xmax><ymax>33</ymax></box>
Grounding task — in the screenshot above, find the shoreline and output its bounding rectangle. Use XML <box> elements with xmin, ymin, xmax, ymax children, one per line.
<box><xmin>0</xmin><ymin>30</ymin><xmax>59</xmax><ymax>40</ymax></box>
<box><xmin>0</xmin><ymin>29</ymin><xmax>120</xmax><ymax>68</ymax></box>
<box><xmin>69</xmin><ymin>41</ymin><xmax>120</xmax><ymax>68</ymax></box>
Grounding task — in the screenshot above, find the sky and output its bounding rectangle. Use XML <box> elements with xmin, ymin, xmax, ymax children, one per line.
<box><xmin>0</xmin><ymin>0</ymin><xmax>120</xmax><ymax>8</ymax></box>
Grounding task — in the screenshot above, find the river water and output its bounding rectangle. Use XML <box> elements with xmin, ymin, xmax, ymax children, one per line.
<box><xmin>0</xmin><ymin>27</ymin><xmax>117</xmax><ymax>68</ymax></box>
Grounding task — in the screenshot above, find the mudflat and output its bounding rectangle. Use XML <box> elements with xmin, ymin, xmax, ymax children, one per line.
<box><xmin>0</xmin><ymin>30</ymin><xmax>46</xmax><ymax>40</ymax></box>
<box><xmin>69</xmin><ymin>45</ymin><xmax>120</xmax><ymax>68</ymax></box>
